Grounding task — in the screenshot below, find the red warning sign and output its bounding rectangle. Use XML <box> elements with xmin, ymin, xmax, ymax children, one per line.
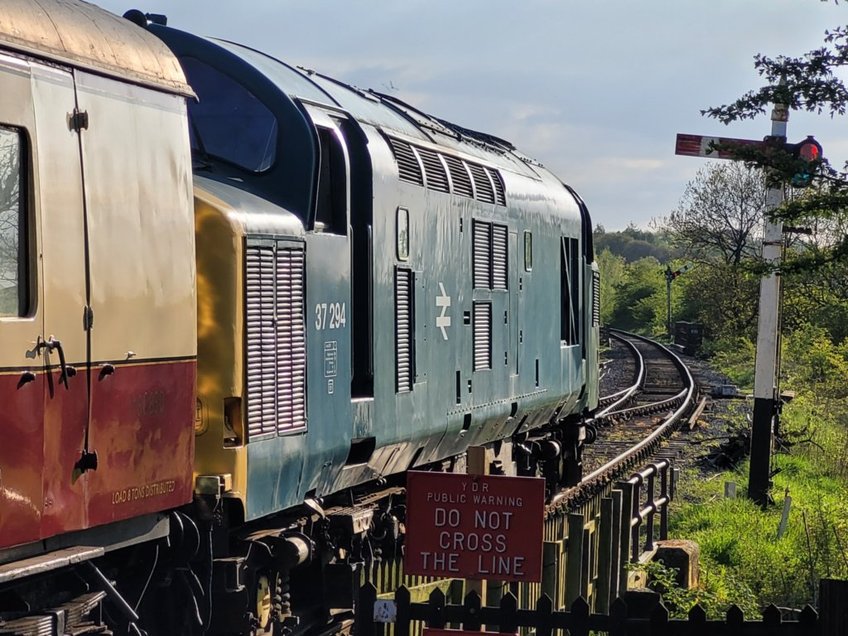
<box><xmin>404</xmin><ymin>471</ymin><xmax>545</xmax><ymax>582</ymax></box>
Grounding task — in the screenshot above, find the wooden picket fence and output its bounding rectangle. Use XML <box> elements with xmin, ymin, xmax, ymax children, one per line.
<box><xmin>356</xmin><ymin>578</ymin><xmax>848</xmax><ymax>635</ymax></box>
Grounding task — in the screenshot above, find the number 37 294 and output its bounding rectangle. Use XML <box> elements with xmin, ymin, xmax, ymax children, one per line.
<box><xmin>315</xmin><ymin>302</ymin><xmax>346</xmax><ymax>330</ymax></box>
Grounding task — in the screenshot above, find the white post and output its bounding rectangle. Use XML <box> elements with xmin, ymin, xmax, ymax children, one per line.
<box><xmin>748</xmin><ymin>102</ymin><xmax>787</xmax><ymax>506</ymax></box>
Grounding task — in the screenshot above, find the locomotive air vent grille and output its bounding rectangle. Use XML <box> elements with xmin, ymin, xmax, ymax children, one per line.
<box><xmin>388</xmin><ymin>137</ymin><xmax>424</xmax><ymax>186</ymax></box>
<box><xmin>395</xmin><ymin>267</ymin><xmax>414</xmax><ymax>393</ymax></box>
<box><xmin>245</xmin><ymin>242</ymin><xmax>307</xmax><ymax>441</ymax></box>
<box><xmin>592</xmin><ymin>269</ymin><xmax>601</xmax><ymax>327</ymax></box>
<box><xmin>386</xmin><ymin>136</ymin><xmax>506</xmax><ymax>205</ymax></box>
<box><xmin>417</xmin><ymin>147</ymin><xmax>450</xmax><ymax>193</ymax></box>
<box><xmin>472</xmin><ymin>220</ymin><xmax>492</xmax><ymax>289</ymax></box>
<box><xmin>245</xmin><ymin>245</ymin><xmax>278</xmax><ymax>439</ymax></box>
<box><xmin>473</xmin><ymin>302</ymin><xmax>492</xmax><ymax>371</ymax></box>
<box><xmin>492</xmin><ymin>224</ymin><xmax>508</xmax><ymax>290</ymax></box>
<box><xmin>275</xmin><ymin>247</ymin><xmax>307</xmax><ymax>432</ymax></box>
<box><xmin>443</xmin><ymin>154</ymin><xmax>474</xmax><ymax>198</ymax></box>
<box><xmin>468</xmin><ymin>162</ymin><xmax>496</xmax><ymax>204</ymax></box>
<box><xmin>487</xmin><ymin>167</ymin><xmax>506</xmax><ymax>206</ymax></box>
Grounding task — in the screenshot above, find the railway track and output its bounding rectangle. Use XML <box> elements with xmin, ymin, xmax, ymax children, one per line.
<box><xmin>547</xmin><ymin>329</ymin><xmax>697</xmax><ymax>514</ymax></box>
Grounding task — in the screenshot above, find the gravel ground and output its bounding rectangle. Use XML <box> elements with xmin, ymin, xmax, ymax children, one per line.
<box><xmin>599</xmin><ymin>338</ymin><xmax>753</xmax><ymax>486</ymax></box>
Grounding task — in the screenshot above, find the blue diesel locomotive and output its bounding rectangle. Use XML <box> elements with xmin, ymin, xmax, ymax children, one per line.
<box><xmin>0</xmin><ymin>3</ymin><xmax>599</xmax><ymax>634</ymax></box>
<box><xmin>146</xmin><ymin>19</ymin><xmax>601</xmax><ymax>632</ymax></box>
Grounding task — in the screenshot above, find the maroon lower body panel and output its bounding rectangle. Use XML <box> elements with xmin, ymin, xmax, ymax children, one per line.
<box><xmin>0</xmin><ymin>359</ymin><xmax>196</xmax><ymax>552</ymax></box>
<box><xmin>0</xmin><ymin>370</ymin><xmax>45</xmax><ymax>549</ymax></box>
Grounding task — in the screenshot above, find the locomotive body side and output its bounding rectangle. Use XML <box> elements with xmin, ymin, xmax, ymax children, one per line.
<box><xmin>0</xmin><ymin>1</ymin><xmax>196</xmax><ymax>626</ymax></box>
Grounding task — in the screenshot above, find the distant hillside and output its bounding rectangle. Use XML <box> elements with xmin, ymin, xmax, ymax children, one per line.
<box><xmin>593</xmin><ymin>225</ymin><xmax>681</xmax><ymax>262</ymax></box>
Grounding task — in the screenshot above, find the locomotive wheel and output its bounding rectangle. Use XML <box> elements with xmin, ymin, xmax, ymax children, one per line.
<box><xmin>254</xmin><ymin>572</ymin><xmax>273</xmax><ymax>634</ymax></box>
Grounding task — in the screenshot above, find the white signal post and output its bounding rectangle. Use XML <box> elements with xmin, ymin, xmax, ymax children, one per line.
<box><xmin>748</xmin><ymin>103</ymin><xmax>788</xmax><ymax>507</ymax></box>
<box><xmin>675</xmin><ymin>106</ymin><xmax>788</xmax><ymax>506</ymax></box>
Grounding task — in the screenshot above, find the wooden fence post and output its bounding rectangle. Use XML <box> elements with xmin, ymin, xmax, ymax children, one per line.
<box><xmin>820</xmin><ymin>578</ymin><xmax>848</xmax><ymax>636</ymax></box>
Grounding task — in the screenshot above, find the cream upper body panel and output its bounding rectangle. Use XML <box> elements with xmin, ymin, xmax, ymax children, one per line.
<box><xmin>0</xmin><ymin>0</ymin><xmax>192</xmax><ymax>96</ymax></box>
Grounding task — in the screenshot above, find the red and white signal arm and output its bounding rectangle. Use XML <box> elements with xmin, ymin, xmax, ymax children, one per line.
<box><xmin>675</xmin><ymin>133</ymin><xmax>762</xmax><ymax>159</ymax></box>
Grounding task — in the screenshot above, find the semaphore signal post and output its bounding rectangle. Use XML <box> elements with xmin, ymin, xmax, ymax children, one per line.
<box><xmin>675</xmin><ymin>101</ymin><xmax>799</xmax><ymax>506</ymax></box>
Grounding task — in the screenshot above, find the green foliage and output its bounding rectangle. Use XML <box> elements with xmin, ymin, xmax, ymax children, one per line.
<box><xmin>606</xmin><ymin>256</ymin><xmax>667</xmax><ymax>334</ymax></box>
<box><xmin>703</xmin><ymin>26</ymin><xmax>848</xmax><ymax>271</ymax></box>
<box><xmin>702</xmin><ymin>337</ymin><xmax>756</xmax><ymax>387</ymax></box>
<box><xmin>593</xmin><ymin>224</ymin><xmax>679</xmax><ymax>264</ymax></box>
<box><xmin>671</xmin><ymin>326</ymin><xmax>848</xmax><ymax>612</ymax></box>
<box><xmin>782</xmin><ymin>324</ymin><xmax>848</xmax><ymax>399</ymax></box>
<box><xmin>636</xmin><ymin>559</ymin><xmax>760</xmax><ymax>620</ymax></box>
<box><xmin>595</xmin><ymin>249</ymin><xmax>625</xmax><ymax>326</ymax></box>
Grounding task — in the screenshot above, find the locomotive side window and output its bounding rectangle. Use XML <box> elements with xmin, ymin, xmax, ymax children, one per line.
<box><xmin>0</xmin><ymin>126</ymin><xmax>28</xmax><ymax>317</ymax></box>
<box><xmin>396</xmin><ymin>207</ymin><xmax>409</xmax><ymax>261</ymax></box>
<box><xmin>560</xmin><ymin>237</ymin><xmax>580</xmax><ymax>345</ymax></box>
<box><xmin>524</xmin><ymin>231</ymin><xmax>533</xmax><ymax>272</ymax></box>
<box><xmin>313</xmin><ymin>127</ymin><xmax>347</xmax><ymax>234</ymax></box>
<box><xmin>180</xmin><ymin>57</ymin><xmax>278</xmax><ymax>173</ymax></box>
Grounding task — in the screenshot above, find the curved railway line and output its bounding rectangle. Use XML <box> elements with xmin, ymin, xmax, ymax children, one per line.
<box><xmin>547</xmin><ymin>329</ymin><xmax>697</xmax><ymax>513</ymax></box>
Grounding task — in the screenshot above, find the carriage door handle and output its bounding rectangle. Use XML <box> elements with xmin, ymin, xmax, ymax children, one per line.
<box><xmin>37</xmin><ymin>336</ymin><xmax>74</xmax><ymax>389</ymax></box>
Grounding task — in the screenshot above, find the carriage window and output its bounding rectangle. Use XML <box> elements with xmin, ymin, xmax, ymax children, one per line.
<box><xmin>0</xmin><ymin>126</ymin><xmax>28</xmax><ymax>317</ymax></box>
<box><xmin>181</xmin><ymin>57</ymin><xmax>278</xmax><ymax>172</ymax></box>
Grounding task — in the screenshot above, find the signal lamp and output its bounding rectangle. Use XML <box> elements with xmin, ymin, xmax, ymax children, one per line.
<box><xmin>789</xmin><ymin>136</ymin><xmax>823</xmax><ymax>188</ymax></box>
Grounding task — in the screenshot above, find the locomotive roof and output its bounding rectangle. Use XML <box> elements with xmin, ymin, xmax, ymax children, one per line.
<box><xmin>199</xmin><ymin>37</ymin><xmax>543</xmax><ymax>178</ymax></box>
<box><xmin>0</xmin><ymin>0</ymin><xmax>192</xmax><ymax>96</ymax></box>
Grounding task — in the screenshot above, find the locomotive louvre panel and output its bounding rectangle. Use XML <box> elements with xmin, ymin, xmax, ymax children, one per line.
<box><xmin>245</xmin><ymin>245</ymin><xmax>278</xmax><ymax>439</ymax></box>
<box><xmin>275</xmin><ymin>246</ymin><xmax>307</xmax><ymax>432</ymax></box>
<box><xmin>245</xmin><ymin>241</ymin><xmax>307</xmax><ymax>440</ymax></box>
<box><xmin>395</xmin><ymin>267</ymin><xmax>414</xmax><ymax>392</ymax></box>
<box><xmin>473</xmin><ymin>302</ymin><xmax>492</xmax><ymax>371</ymax></box>
<box><xmin>467</xmin><ymin>162</ymin><xmax>496</xmax><ymax>204</ymax></box>
<box><xmin>592</xmin><ymin>270</ymin><xmax>601</xmax><ymax>327</ymax></box>
<box><xmin>443</xmin><ymin>154</ymin><xmax>474</xmax><ymax>198</ymax></box>
<box><xmin>417</xmin><ymin>146</ymin><xmax>450</xmax><ymax>193</ymax></box>
<box><xmin>387</xmin><ymin>137</ymin><xmax>424</xmax><ymax>186</ymax></box>
<box><xmin>472</xmin><ymin>220</ymin><xmax>492</xmax><ymax>289</ymax></box>
<box><xmin>472</xmin><ymin>220</ymin><xmax>508</xmax><ymax>290</ymax></box>
<box><xmin>386</xmin><ymin>136</ymin><xmax>507</xmax><ymax>205</ymax></box>
<box><xmin>492</xmin><ymin>224</ymin><xmax>508</xmax><ymax>291</ymax></box>
<box><xmin>487</xmin><ymin>167</ymin><xmax>507</xmax><ymax>206</ymax></box>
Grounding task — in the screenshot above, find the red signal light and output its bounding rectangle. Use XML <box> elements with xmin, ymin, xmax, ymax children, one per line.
<box><xmin>794</xmin><ymin>136</ymin><xmax>822</xmax><ymax>162</ymax></box>
<box><xmin>798</xmin><ymin>141</ymin><xmax>820</xmax><ymax>162</ymax></box>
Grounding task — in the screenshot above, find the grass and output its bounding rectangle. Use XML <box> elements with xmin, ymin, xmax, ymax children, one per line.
<box><xmin>667</xmin><ymin>391</ymin><xmax>848</xmax><ymax>615</ymax></box>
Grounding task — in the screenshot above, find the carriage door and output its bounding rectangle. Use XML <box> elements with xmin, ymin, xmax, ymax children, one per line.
<box><xmin>73</xmin><ymin>70</ymin><xmax>196</xmax><ymax>526</ymax></box>
<box><xmin>31</xmin><ymin>62</ymin><xmax>90</xmax><ymax>538</ymax></box>
<box><xmin>0</xmin><ymin>54</ymin><xmax>49</xmax><ymax>547</ymax></box>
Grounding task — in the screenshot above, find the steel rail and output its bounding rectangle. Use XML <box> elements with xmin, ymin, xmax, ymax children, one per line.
<box><xmin>548</xmin><ymin>330</ymin><xmax>695</xmax><ymax>512</ymax></box>
<box><xmin>596</xmin><ymin>333</ymin><xmax>644</xmax><ymax>413</ymax></box>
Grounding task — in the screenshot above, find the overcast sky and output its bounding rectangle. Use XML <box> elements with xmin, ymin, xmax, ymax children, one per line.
<box><xmin>96</xmin><ymin>0</ymin><xmax>847</xmax><ymax>230</ymax></box>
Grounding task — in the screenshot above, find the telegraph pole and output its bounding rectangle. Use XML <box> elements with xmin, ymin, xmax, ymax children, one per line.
<box><xmin>747</xmin><ymin>102</ymin><xmax>788</xmax><ymax>507</ymax></box>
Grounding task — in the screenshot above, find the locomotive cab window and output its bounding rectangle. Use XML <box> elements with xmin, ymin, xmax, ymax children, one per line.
<box><xmin>180</xmin><ymin>56</ymin><xmax>278</xmax><ymax>173</ymax></box>
<box><xmin>560</xmin><ymin>237</ymin><xmax>580</xmax><ymax>345</ymax></box>
<box><xmin>313</xmin><ymin>126</ymin><xmax>347</xmax><ymax>234</ymax></box>
<box><xmin>0</xmin><ymin>126</ymin><xmax>29</xmax><ymax>318</ymax></box>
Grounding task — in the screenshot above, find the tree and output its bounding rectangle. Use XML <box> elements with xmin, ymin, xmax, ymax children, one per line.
<box><xmin>659</xmin><ymin>163</ymin><xmax>767</xmax><ymax>340</ymax></box>
<box><xmin>607</xmin><ymin>257</ymin><xmax>666</xmax><ymax>334</ymax></box>
<box><xmin>703</xmin><ymin>28</ymin><xmax>848</xmax><ymax>270</ymax></box>
<box><xmin>666</xmin><ymin>162</ymin><xmax>766</xmax><ymax>268</ymax></box>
